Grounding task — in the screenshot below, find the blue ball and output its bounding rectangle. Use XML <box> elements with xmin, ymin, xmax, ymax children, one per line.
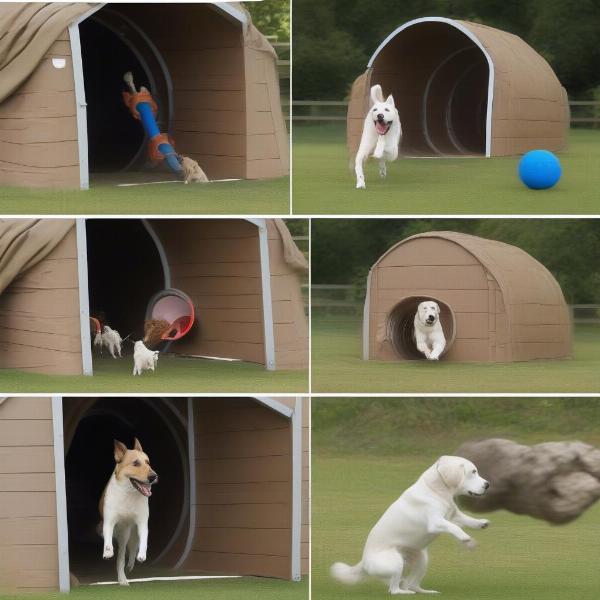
<box><xmin>518</xmin><ymin>150</ymin><xmax>562</xmax><ymax>190</ymax></box>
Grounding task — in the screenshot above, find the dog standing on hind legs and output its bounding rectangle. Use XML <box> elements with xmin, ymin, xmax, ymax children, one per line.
<box><xmin>99</xmin><ymin>439</ymin><xmax>158</xmax><ymax>586</ymax></box>
<box><xmin>355</xmin><ymin>84</ymin><xmax>402</xmax><ymax>189</ymax></box>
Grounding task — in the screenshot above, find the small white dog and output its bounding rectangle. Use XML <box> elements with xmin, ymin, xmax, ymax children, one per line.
<box><xmin>101</xmin><ymin>325</ymin><xmax>123</xmax><ymax>359</ymax></box>
<box><xmin>133</xmin><ymin>340</ymin><xmax>159</xmax><ymax>376</ymax></box>
<box><xmin>331</xmin><ymin>456</ymin><xmax>490</xmax><ymax>595</ymax></box>
<box><xmin>100</xmin><ymin>439</ymin><xmax>158</xmax><ymax>586</ymax></box>
<box><xmin>414</xmin><ymin>301</ymin><xmax>446</xmax><ymax>360</ymax></box>
<box><xmin>355</xmin><ymin>84</ymin><xmax>402</xmax><ymax>189</ymax></box>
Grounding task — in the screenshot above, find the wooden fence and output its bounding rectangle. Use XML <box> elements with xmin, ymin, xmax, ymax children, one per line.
<box><xmin>311</xmin><ymin>285</ymin><xmax>600</xmax><ymax>324</ymax></box>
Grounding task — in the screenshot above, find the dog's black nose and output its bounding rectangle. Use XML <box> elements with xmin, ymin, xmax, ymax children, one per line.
<box><xmin>377</xmin><ymin>113</ymin><xmax>384</xmax><ymax>120</ymax></box>
<box><xmin>148</xmin><ymin>473</ymin><xmax>158</xmax><ymax>483</ymax></box>
<box><xmin>484</xmin><ymin>481</ymin><xmax>490</xmax><ymax>489</ymax></box>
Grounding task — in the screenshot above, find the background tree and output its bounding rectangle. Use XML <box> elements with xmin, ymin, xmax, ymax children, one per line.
<box><xmin>293</xmin><ymin>0</ymin><xmax>600</xmax><ymax>100</ymax></box>
<box><xmin>311</xmin><ymin>219</ymin><xmax>600</xmax><ymax>303</ymax></box>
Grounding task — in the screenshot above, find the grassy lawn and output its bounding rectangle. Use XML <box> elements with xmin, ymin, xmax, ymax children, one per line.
<box><xmin>0</xmin><ymin>577</ymin><xmax>307</xmax><ymax>600</ymax></box>
<box><xmin>312</xmin><ymin>319</ymin><xmax>600</xmax><ymax>393</ymax></box>
<box><xmin>292</xmin><ymin>125</ymin><xmax>600</xmax><ymax>214</ymax></box>
<box><xmin>0</xmin><ymin>354</ymin><xmax>307</xmax><ymax>394</ymax></box>
<box><xmin>0</xmin><ymin>177</ymin><xmax>289</xmax><ymax>215</ymax></box>
<box><xmin>312</xmin><ymin>398</ymin><xmax>600</xmax><ymax>600</ymax></box>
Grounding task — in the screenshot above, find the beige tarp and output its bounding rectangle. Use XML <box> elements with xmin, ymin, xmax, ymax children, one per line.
<box><xmin>274</xmin><ymin>219</ymin><xmax>308</xmax><ymax>272</ymax></box>
<box><xmin>0</xmin><ymin>3</ymin><xmax>93</xmax><ymax>103</ymax></box>
<box><xmin>0</xmin><ymin>219</ymin><xmax>74</xmax><ymax>295</ymax></box>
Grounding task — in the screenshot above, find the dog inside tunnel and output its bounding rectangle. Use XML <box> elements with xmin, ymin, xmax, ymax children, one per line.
<box><xmin>86</xmin><ymin>219</ymin><xmax>165</xmax><ymax>346</ymax></box>
<box><xmin>63</xmin><ymin>398</ymin><xmax>189</xmax><ymax>583</ymax></box>
<box><xmin>387</xmin><ymin>296</ymin><xmax>455</xmax><ymax>359</ymax></box>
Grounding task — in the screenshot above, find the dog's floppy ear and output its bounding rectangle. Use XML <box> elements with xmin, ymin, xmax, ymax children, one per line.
<box><xmin>114</xmin><ymin>439</ymin><xmax>128</xmax><ymax>463</ymax></box>
<box><xmin>133</xmin><ymin>438</ymin><xmax>144</xmax><ymax>453</ymax></box>
<box><xmin>385</xmin><ymin>94</ymin><xmax>395</xmax><ymax>109</ymax></box>
<box><xmin>371</xmin><ymin>84</ymin><xmax>384</xmax><ymax>105</ymax></box>
<box><xmin>436</xmin><ymin>456</ymin><xmax>465</xmax><ymax>490</ymax></box>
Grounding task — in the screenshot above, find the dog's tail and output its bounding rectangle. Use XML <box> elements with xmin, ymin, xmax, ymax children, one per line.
<box><xmin>330</xmin><ymin>560</ymin><xmax>364</xmax><ymax>585</ymax></box>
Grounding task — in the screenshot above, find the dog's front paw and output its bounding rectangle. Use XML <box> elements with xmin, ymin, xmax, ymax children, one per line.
<box><xmin>379</xmin><ymin>165</ymin><xmax>387</xmax><ymax>178</ymax></box>
<box><xmin>136</xmin><ymin>553</ymin><xmax>146</xmax><ymax>563</ymax></box>
<box><xmin>103</xmin><ymin>545</ymin><xmax>114</xmax><ymax>559</ymax></box>
<box><xmin>462</xmin><ymin>537</ymin><xmax>478</xmax><ymax>550</ymax></box>
<box><xmin>118</xmin><ymin>578</ymin><xmax>129</xmax><ymax>587</ymax></box>
<box><xmin>478</xmin><ymin>519</ymin><xmax>490</xmax><ymax>529</ymax></box>
<box><xmin>356</xmin><ymin>179</ymin><xmax>366</xmax><ymax>189</ymax></box>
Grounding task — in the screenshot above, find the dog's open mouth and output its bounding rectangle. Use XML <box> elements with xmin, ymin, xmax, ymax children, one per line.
<box><xmin>374</xmin><ymin>120</ymin><xmax>391</xmax><ymax>135</ymax></box>
<box><xmin>130</xmin><ymin>478</ymin><xmax>153</xmax><ymax>497</ymax></box>
<box><xmin>468</xmin><ymin>491</ymin><xmax>485</xmax><ymax>497</ymax></box>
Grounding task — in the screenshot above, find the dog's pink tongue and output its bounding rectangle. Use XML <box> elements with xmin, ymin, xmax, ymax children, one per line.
<box><xmin>375</xmin><ymin>122</ymin><xmax>388</xmax><ymax>135</ymax></box>
<box><xmin>141</xmin><ymin>484</ymin><xmax>152</xmax><ymax>497</ymax></box>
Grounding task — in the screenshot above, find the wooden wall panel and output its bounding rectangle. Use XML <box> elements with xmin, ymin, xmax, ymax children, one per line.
<box><xmin>0</xmin><ymin>225</ymin><xmax>83</xmax><ymax>374</ymax></box>
<box><xmin>150</xmin><ymin>219</ymin><xmax>265</xmax><ymax>365</ymax></box>
<box><xmin>187</xmin><ymin>398</ymin><xmax>293</xmax><ymax>579</ymax></box>
<box><xmin>119</xmin><ymin>4</ymin><xmax>247</xmax><ymax>180</ymax></box>
<box><xmin>267</xmin><ymin>222</ymin><xmax>308</xmax><ymax>369</ymax></box>
<box><xmin>0</xmin><ymin>398</ymin><xmax>59</xmax><ymax>594</ymax></box>
<box><xmin>0</xmin><ymin>32</ymin><xmax>79</xmax><ymax>188</ymax></box>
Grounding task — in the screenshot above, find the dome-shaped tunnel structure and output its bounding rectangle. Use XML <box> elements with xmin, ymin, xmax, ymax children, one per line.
<box><xmin>347</xmin><ymin>17</ymin><xmax>569</xmax><ymax>158</ymax></box>
<box><xmin>363</xmin><ymin>231</ymin><xmax>572</xmax><ymax>362</ymax></box>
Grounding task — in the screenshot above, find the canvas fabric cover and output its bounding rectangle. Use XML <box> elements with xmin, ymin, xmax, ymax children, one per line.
<box><xmin>0</xmin><ymin>3</ymin><xmax>93</xmax><ymax>104</ymax></box>
<box><xmin>0</xmin><ymin>218</ymin><xmax>74</xmax><ymax>295</ymax></box>
<box><xmin>348</xmin><ymin>18</ymin><xmax>568</xmax><ymax>158</ymax></box>
<box><xmin>366</xmin><ymin>231</ymin><xmax>571</xmax><ymax>362</ymax></box>
<box><xmin>274</xmin><ymin>219</ymin><xmax>308</xmax><ymax>272</ymax></box>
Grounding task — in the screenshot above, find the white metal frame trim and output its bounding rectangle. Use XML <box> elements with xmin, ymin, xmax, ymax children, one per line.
<box><xmin>290</xmin><ymin>397</ymin><xmax>303</xmax><ymax>581</ymax></box>
<box><xmin>75</xmin><ymin>219</ymin><xmax>93</xmax><ymax>376</ymax></box>
<box><xmin>68</xmin><ymin>4</ymin><xmax>104</xmax><ymax>190</ymax></box>
<box><xmin>362</xmin><ymin>269</ymin><xmax>373</xmax><ymax>360</ymax></box>
<box><xmin>366</xmin><ymin>16</ymin><xmax>494</xmax><ymax>157</ymax></box>
<box><xmin>52</xmin><ymin>396</ymin><xmax>70</xmax><ymax>593</ymax></box>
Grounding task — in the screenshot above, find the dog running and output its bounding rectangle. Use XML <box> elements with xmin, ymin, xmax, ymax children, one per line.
<box><xmin>99</xmin><ymin>439</ymin><xmax>158</xmax><ymax>586</ymax></box>
<box><xmin>355</xmin><ymin>84</ymin><xmax>402</xmax><ymax>189</ymax></box>
<box><xmin>331</xmin><ymin>456</ymin><xmax>490</xmax><ymax>595</ymax></box>
<box><xmin>414</xmin><ymin>301</ymin><xmax>446</xmax><ymax>360</ymax></box>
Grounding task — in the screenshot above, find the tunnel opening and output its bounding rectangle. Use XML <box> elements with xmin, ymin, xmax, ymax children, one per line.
<box><xmin>371</xmin><ymin>21</ymin><xmax>489</xmax><ymax>156</ymax></box>
<box><xmin>80</xmin><ymin>9</ymin><xmax>171</xmax><ymax>174</ymax></box>
<box><xmin>86</xmin><ymin>220</ymin><xmax>165</xmax><ymax>346</ymax></box>
<box><xmin>387</xmin><ymin>296</ymin><xmax>456</xmax><ymax>360</ymax></box>
<box><xmin>63</xmin><ymin>398</ymin><xmax>189</xmax><ymax>583</ymax></box>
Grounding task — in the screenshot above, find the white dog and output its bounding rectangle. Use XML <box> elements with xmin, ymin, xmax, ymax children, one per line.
<box><xmin>414</xmin><ymin>301</ymin><xmax>446</xmax><ymax>360</ymax></box>
<box><xmin>355</xmin><ymin>85</ymin><xmax>402</xmax><ymax>189</ymax></box>
<box><xmin>101</xmin><ymin>325</ymin><xmax>123</xmax><ymax>359</ymax></box>
<box><xmin>133</xmin><ymin>340</ymin><xmax>159</xmax><ymax>376</ymax></box>
<box><xmin>100</xmin><ymin>439</ymin><xmax>158</xmax><ymax>586</ymax></box>
<box><xmin>331</xmin><ymin>456</ymin><xmax>490</xmax><ymax>595</ymax></box>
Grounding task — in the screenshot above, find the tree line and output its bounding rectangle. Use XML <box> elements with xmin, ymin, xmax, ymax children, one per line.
<box><xmin>293</xmin><ymin>0</ymin><xmax>600</xmax><ymax>100</ymax></box>
<box><xmin>312</xmin><ymin>219</ymin><xmax>600</xmax><ymax>303</ymax></box>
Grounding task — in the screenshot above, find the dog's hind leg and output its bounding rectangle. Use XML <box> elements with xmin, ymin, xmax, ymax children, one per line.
<box><xmin>365</xmin><ymin>550</ymin><xmax>413</xmax><ymax>595</ymax></box>
<box><xmin>115</xmin><ymin>524</ymin><xmax>130</xmax><ymax>586</ymax></box>
<box><xmin>379</xmin><ymin>159</ymin><xmax>387</xmax><ymax>179</ymax></box>
<box><xmin>127</xmin><ymin>527</ymin><xmax>139</xmax><ymax>572</ymax></box>
<box><xmin>404</xmin><ymin>550</ymin><xmax>438</xmax><ymax>594</ymax></box>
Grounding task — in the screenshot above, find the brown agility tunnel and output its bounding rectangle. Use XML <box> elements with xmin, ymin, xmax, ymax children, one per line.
<box><xmin>348</xmin><ymin>17</ymin><xmax>569</xmax><ymax>158</ymax></box>
<box><xmin>0</xmin><ymin>2</ymin><xmax>288</xmax><ymax>188</ymax></box>
<box><xmin>0</xmin><ymin>219</ymin><xmax>308</xmax><ymax>374</ymax></box>
<box><xmin>363</xmin><ymin>231</ymin><xmax>571</xmax><ymax>362</ymax></box>
<box><xmin>0</xmin><ymin>396</ymin><xmax>308</xmax><ymax>593</ymax></box>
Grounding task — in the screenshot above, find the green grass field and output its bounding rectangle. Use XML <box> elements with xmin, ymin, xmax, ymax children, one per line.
<box><xmin>0</xmin><ymin>176</ymin><xmax>289</xmax><ymax>215</ymax></box>
<box><xmin>312</xmin><ymin>398</ymin><xmax>600</xmax><ymax>600</ymax></box>
<box><xmin>292</xmin><ymin>125</ymin><xmax>600</xmax><ymax>214</ymax></box>
<box><xmin>312</xmin><ymin>319</ymin><xmax>600</xmax><ymax>392</ymax></box>
<box><xmin>0</xmin><ymin>577</ymin><xmax>307</xmax><ymax>600</ymax></box>
<box><xmin>0</xmin><ymin>354</ymin><xmax>307</xmax><ymax>393</ymax></box>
